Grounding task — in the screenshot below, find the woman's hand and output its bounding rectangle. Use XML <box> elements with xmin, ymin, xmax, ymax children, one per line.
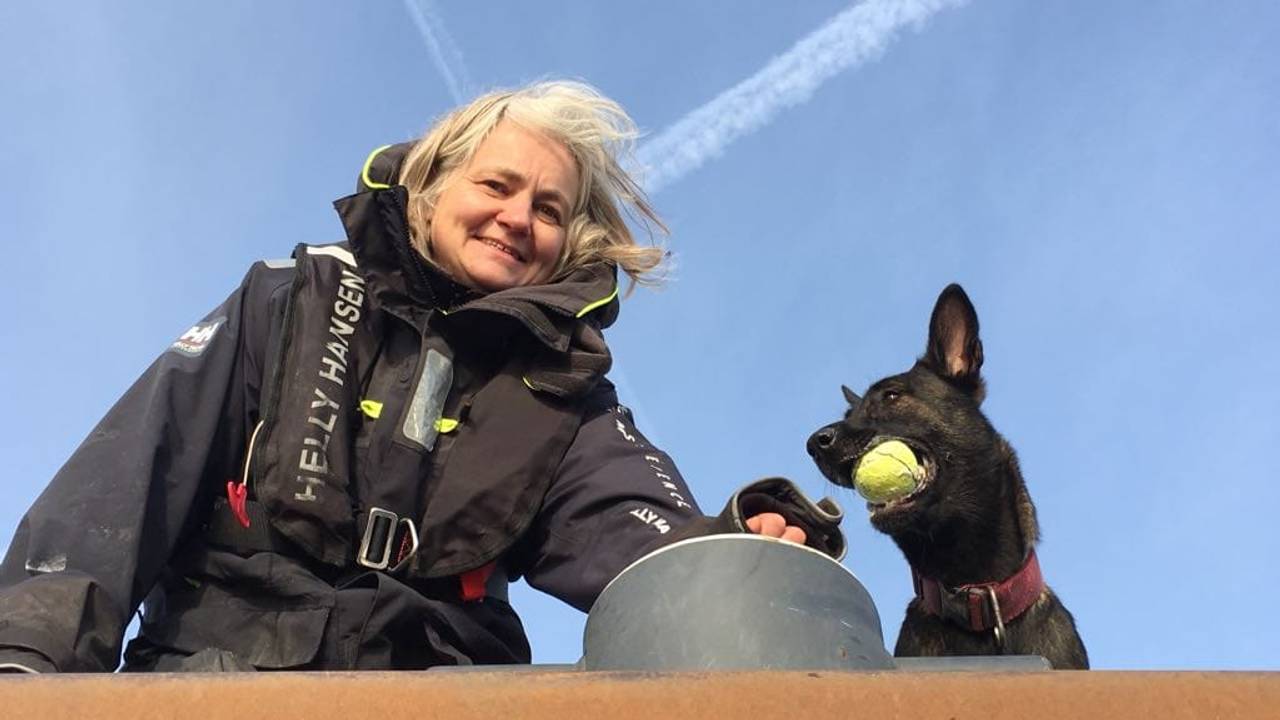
<box><xmin>745</xmin><ymin>513</ymin><xmax>807</xmax><ymax>545</ymax></box>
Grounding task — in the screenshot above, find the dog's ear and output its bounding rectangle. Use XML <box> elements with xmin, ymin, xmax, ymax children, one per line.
<box><xmin>923</xmin><ymin>284</ymin><xmax>984</xmax><ymax>389</ymax></box>
<box><xmin>841</xmin><ymin>385</ymin><xmax>862</xmax><ymax>408</ymax></box>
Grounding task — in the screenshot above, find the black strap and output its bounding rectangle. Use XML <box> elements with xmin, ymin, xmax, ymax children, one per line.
<box><xmin>203</xmin><ymin>498</ymin><xmax>510</xmax><ymax>603</ymax></box>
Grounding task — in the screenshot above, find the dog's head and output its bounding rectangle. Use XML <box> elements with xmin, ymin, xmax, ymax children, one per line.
<box><xmin>807</xmin><ymin>284</ymin><xmax>1005</xmax><ymax>538</ymax></box>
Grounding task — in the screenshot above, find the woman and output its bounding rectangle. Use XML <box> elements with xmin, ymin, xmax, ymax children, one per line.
<box><xmin>0</xmin><ymin>81</ymin><xmax>842</xmax><ymax>672</ymax></box>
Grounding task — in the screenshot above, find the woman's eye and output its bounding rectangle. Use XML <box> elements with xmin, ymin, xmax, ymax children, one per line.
<box><xmin>536</xmin><ymin>204</ymin><xmax>563</xmax><ymax>224</ymax></box>
<box><xmin>480</xmin><ymin>179</ymin><xmax>507</xmax><ymax>193</ymax></box>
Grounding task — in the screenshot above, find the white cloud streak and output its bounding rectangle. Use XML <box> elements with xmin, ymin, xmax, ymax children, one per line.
<box><xmin>636</xmin><ymin>0</ymin><xmax>967</xmax><ymax>194</ymax></box>
<box><xmin>402</xmin><ymin>0</ymin><xmax>473</xmax><ymax>105</ymax></box>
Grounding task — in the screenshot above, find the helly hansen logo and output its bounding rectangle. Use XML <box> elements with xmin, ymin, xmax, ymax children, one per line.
<box><xmin>170</xmin><ymin>317</ymin><xmax>225</xmax><ymax>357</ymax></box>
<box><xmin>295</xmin><ymin>267</ymin><xmax>366</xmax><ymax>504</ymax></box>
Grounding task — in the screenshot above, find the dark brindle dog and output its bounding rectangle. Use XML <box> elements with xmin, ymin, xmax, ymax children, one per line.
<box><xmin>807</xmin><ymin>284</ymin><xmax>1088</xmax><ymax>669</ymax></box>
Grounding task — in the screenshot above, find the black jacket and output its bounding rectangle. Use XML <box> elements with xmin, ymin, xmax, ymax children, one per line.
<box><xmin>0</xmin><ymin>180</ymin><xmax>706</xmax><ymax>672</ymax></box>
<box><xmin>0</xmin><ymin>146</ymin><xmax>845</xmax><ymax>674</ymax></box>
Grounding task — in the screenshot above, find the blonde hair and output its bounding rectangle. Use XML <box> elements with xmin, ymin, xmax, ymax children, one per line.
<box><xmin>398</xmin><ymin>80</ymin><xmax>667</xmax><ymax>286</ymax></box>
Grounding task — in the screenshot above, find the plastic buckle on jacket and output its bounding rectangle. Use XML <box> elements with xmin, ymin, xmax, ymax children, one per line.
<box><xmin>357</xmin><ymin>508</ymin><xmax>419</xmax><ymax>572</ymax></box>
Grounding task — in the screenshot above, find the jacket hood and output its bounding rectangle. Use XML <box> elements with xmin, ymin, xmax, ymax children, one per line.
<box><xmin>356</xmin><ymin>141</ymin><xmax>415</xmax><ymax>193</ymax></box>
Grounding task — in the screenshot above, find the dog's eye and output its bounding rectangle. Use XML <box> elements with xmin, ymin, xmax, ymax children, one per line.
<box><xmin>882</xmin><ymin>390</ymin><xmax>901</xmax><ymax>403</ymax></box>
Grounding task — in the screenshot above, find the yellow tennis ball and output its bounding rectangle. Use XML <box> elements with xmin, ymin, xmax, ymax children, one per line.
<box><xmin>853</xmin><ymin>440</ymin><xmax>920</xmax><ymax>504</ymax></box>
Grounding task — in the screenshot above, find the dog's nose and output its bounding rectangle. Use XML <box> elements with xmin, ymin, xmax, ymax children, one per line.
<box><xmin>807</xmin><ymin>427</ymin><xmax>837</xmax><ymax>457</ymax></box>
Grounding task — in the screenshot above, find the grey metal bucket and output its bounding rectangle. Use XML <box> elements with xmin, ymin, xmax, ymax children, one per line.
<box><xmin>582</xmin><ymin>534</ymin><xmax>894</xmax><ymax>671</ymax></box>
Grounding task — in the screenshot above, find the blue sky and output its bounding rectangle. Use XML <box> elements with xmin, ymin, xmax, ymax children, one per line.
<box><xmin>2</xmin><ymin>0</ymin><xmax>1277</xmax><ymax>670</ymax></box>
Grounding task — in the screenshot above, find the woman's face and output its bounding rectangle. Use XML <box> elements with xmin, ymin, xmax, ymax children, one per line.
<box><xmin>429</xmin><ymin>121</ymin><xmax>579</xmax><ymax>292</ymax></box>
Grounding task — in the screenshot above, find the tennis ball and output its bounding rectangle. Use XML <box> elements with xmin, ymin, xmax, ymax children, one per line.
<box><xmin>853</xmin><ymin>440</ymin><xmax>921</xmax><ymax>504</ymax></box>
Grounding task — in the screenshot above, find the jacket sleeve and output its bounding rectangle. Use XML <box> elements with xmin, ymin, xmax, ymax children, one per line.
<box><xmin>516</xmin><ymin>388</ymin><xmax>850</xmax><ymax>614</ymax></box>
<box><xmin>0</xmin><ymin>263</ymin><xmax>288</xmax><ymax>672</ymax></box>
<box><xmin>516</xmin><ymin>385</ymin><xmax>706</xmax><ymax>612</ymax></box>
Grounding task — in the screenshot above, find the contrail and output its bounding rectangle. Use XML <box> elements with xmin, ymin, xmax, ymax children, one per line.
<box><xmin>402</xmin><ymin>0</ymin><xmax>473</xmax><ymax>105</ymax></box>
<box><xmin>637</xmin><ymin>0</ymin><xmax>967</xmax><ymax>194</ymax></box>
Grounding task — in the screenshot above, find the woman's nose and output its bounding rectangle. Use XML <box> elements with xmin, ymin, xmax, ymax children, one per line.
<box><xmin>496</xmin><ymin>198</ymin><xmax>532</xmax><ymax>234</ymax></box>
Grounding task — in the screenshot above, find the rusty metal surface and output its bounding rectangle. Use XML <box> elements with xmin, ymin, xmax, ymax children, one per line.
<box><xmin>2</xmin><ymin>670</ymin><xmax>1278</xmax><ymax>719</ymax></box>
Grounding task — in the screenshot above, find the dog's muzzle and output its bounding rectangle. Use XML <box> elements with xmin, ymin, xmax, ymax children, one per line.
<box><xmin>807</xmin><ymin>423</ymin><xmax>840</xmax><ymax>458</ymax></box>
<box><xmin>807</xmin><ymin>422</ymin><xmax>851</xmax><ymax>486</ymax></box>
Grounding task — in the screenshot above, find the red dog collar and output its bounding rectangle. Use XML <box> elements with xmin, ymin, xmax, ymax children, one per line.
<box><xmin>912</xmin><ymin>550</ymin><xmax>1046</xmax><ymax>634</ymax></box>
